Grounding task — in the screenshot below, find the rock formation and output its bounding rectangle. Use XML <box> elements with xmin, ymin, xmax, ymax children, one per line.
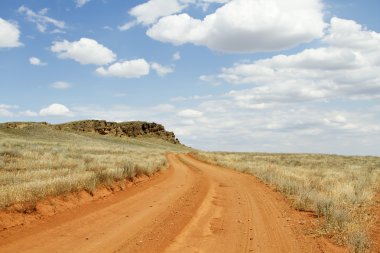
<box><xmin>4</xmin><ymin>120</ymin><xmax>180</xmax><ymax>144</ymax></box>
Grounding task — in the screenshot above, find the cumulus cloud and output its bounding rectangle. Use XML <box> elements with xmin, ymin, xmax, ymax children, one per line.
<box><xmin>75</xmin><ymin>0</ymin><xmax>91</xmax><ymax>7</ymax></box>
<box><xmin>170</xmin><ymin>97</ymin><xmax>380</xmax><ymax>155</ymax></box>
<box><xmin>125</xmin><ymin>0</ymin><xmax>233</xmax><ymax>30</ymax></box>
<box><xmin>203</xmin><ymin>17</ymin><xmax>380</xmax><ymax>107</ymax></box>
<box><xmin>29</xmin><ymin>57</ymin><xmax>47</xmax><ymax>66</ymax></box>
<box><xmin>0</xmin><ymin>18</ymin><xmax>22</xmax><ymax>48</ymax></box>
<box><xmin>50</xmin><ymin>81</ymin><xmax>71</xmax><ymax>89</ymax></box>
<box><xmin>147</xmin><ymin>0</ymin><xmax>325</xmax><ymax>52</ymax></box>
<box><xmin>39</xmin><ymin>103</ymin><xmax>71</xmax><ymax>116</ymax></box>
<box><xmin>96</xmin><ymin>59</ymin><xmax>150</xmax><ymax>78</ymax></box>
<box><xmin>197</xmin><ymin>0</ymin><xmax>231</xmax><ymax>11</ymax></box>
<box><xmin>130</xmin><ymin>0</ymin><xmax>188</xmax><ymax>26</ymax></box>
<box><xmin>51</xmin><ymin>38</ymin><xmax>116</xmax><ymax>65</ymax></box>
<box><xmin>167</xmin><ymin>17</ymin><xmax>379</xmax><ymax>155</ymax></box>
<box><xmin>118</xmin><ymin>0</ymin><xmax>192</xmax><ymax>31</ymax></box>
<box><xmin>18</xmin><ymin>5</ymin><xmax>65</xmax><ymax>33</ymax></box>
<box><xmin>151</xmin><ymin>62</ymin><xmax>174</xmax><ymax>77</ymax></box>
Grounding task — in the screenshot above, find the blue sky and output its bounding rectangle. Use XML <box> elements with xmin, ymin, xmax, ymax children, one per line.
<box><xmin>1</xmin><ymin>0</ymin><xmax>380</xmax><ymax>155</ymax></box>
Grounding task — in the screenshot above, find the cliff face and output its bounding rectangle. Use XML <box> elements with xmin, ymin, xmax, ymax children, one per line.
<box><xmin>4</xmin><ymin>120</ymin><xmax>180</xmax><ymax>144</ymax></box>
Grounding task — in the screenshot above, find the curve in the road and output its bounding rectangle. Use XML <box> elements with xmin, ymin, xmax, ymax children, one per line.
<box><xmin>0</xmin><ymin>154</ymin><xmax>344</xmax><ymax>253</ymax></box>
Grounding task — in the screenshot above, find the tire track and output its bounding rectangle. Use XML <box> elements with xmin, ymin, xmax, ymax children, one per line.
<box><xmin>0</xmin><ymin>153</ymin><xmax>345</xmax><ymax>253</ymax></box>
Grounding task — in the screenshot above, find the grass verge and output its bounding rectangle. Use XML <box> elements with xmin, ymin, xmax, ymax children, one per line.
<box><xmin>193</xmin><ymin>151</ymin><xmax>380</xmax><ymax>252</ymax></box>
<box><xmin>0</xmin><ymin>123</ymin><xmax>189</xmax><ymax>209</ymax></box>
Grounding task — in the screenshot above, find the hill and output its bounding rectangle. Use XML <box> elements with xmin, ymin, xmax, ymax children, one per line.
<box><xmin>0</xmin><ymin>121</ymin><xmax>189</xmax><ymax>209</ymax></box>
<box><xmin>3</xmin><ymin>120</ymin><xmax>180</xmax><ymax>144</ymax></box>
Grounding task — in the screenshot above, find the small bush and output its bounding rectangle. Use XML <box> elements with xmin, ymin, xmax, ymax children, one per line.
<box><xmin>315</xmin><ymin>196</ymin><xmax>334</xmax><ymax>219</ymax></box>
<box><xmin>349</xmin><ymin>231</ymin><xmax>369</xmax><ymax>253</ymax></box>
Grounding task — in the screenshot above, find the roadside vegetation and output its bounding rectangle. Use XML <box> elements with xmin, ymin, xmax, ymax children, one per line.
<box><xmin>193</xmin><ymin>151</ymin><xmax>380</xmax><ymax>252</ymax></box>
<box><xmin>0</xmin><ymin>123</ymin><xmax>188</xmax><ymax>208</ymax></box>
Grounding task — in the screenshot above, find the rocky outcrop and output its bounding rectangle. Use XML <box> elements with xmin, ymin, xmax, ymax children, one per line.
<box><xmin>55</xmin><ymin>120</ymin><xmax>180</xmax><ymax>144</ymax></box>
<box><xmin>4</xmin><ymin>120</ymin><xmax>180</xmax><ymax>144</ymax></box>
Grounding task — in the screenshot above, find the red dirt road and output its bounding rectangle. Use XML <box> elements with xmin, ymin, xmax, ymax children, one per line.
<box><xmin>0</xmin><ymin>154</ymin><xmax>343</xmax><ymax>253</ymax></box>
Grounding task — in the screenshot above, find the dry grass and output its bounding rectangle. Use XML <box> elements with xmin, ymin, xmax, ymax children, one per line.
<box><xmin>0</xmin><ymin>123</ymin><xmax>189</xmax><ymax>208</ymax></box>
<box><xmin>194</xmin><ymin>151</ymin><xmax>380</xmax><ymax>252</ymax></box>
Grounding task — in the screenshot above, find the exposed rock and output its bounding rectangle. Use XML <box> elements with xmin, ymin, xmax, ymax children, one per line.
<box><xmin>3</xmin><ymin>120</ymin><xmax>180</xmax><ymax>144</ymax></box>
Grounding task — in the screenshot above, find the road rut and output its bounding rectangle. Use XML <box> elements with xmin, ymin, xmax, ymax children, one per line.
<box><xmin>0</xmin><ymin>154</ymin><xmax>336</xmax><ymax>253</ymax></box>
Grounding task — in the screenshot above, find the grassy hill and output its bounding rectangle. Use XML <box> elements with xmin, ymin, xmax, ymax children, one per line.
<box><xmin>0</xmin><ymin>121</ymin><xmax>190</xmax><ymax>208</ymax></box>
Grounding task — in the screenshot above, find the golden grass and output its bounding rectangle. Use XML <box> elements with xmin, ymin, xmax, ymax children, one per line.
<box><xmin>193</xmin><ymin>151</ymin><xmax>380</xmax><ymax>252</ymax></box>
<box><xmin>0</xmin><ymin>124</ymin><xmax>189</xmax><ymax>208</ymax></box>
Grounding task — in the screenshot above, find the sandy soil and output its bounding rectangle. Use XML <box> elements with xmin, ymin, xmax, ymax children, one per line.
<box><xmin>371</xmin><ymin>190</ymin><xmax>380</xmax><ymax>252</ymax></box>
<box><xmin>0</xmin><ymin>154</ymin><xmax>349</xmax><ymax>253</ymax></box>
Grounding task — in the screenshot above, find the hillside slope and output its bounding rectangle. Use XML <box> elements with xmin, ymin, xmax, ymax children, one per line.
<box><xmin>0</xmin><ymin>121</ymin><xmax>189</xmax><ymax>209</ymax></box>
<box><xmin>3</xmin><ymin>120</ymin><xmax>180</xmax><ymax>144</ymax></box>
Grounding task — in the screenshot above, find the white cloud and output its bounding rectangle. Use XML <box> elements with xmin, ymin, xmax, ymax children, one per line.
<box><xmin>168</xmin><ymin>17</ymin><xmax>380</xmax><ymax>155</ymax></box>
<box><xmin>170</xmin><ymin>94</ymin><xmax>212</xmax><ymax>102</ymax></box>
<box><xmin>75</xmin><ymin>0</ymin><xmax>91</xmax><ymax>7</ymax></box>
<box><xmin>0</xmin><ymin>18</ymin><xmax>22</xmax><ymax>48</ymax></box>
<box><xmin>196</xmin><ymin>0</ymin><xmax>231</xmax><ymax>12</ymax></box>
<box><xmin>171</xmin><ymin>98</ymin><xmax>380</xmax><ymax>155</ymax></box>
<box><xmin>29</xmin><ymin>57</ymin><xmax>47</xmax><ymax>66</ymax></box>
<box><xmin>199</xmin><ymin>75</ymin><xmax>221</xmax><ymax>86</ymax></box>
<box><xmin>55</xmin><ymin>101</ymin><xmax>380</xmax><ymax>155</ymax></box>
<box><xmin>96</xmin><ymin>59</ymin><xmax>150</xmax><ymax>78</ymax></box>
<box><xmin>18</xmin><ymin>5</ymin><xmax>65</xmax><ymax>33</ymax></box>
<box><xmin>203</xmin><ymin>18</ymin><xmax>380</xmax><ymax>105</ymax></box>
<box><xmin>118</xmin><ymin>21</ymin><xmax>137</xmax><ymax>31</ymax></box>
<box><xmin>126</xmin><ymin>0</ymin><xmax>233</xmax><ymax>29</ymax></box>
<box><xmin>151</xmin><ymin>62</ymin><xmax>174</xmax><ymax>77</ymax></box>
<box><xmin>129</xmin><ymin>0</ymin><xmax>189</xmax><ymax>26</ymax></box>
<box><xmin>147</xmin><ymin>0</ymin><xmax>325</xmax><ymax>52</ymax></box>
<box><xmin>103</xmin><ymin>26</ymin><xmax>113</xmax><ymax>31</ymax></box>
<box><xmin>172</xmin><ymin>51</ymin><xmax>181</xmax><ymax>61</ymax></box>
<box><xmin>178</xmin><ymin>109</ymin><xmax>204</xmax><ymax>118</ymax></box>
<box><xmin>51</xmin><ymin>38</ymin><xmax>116</xmax><ymax>65</ymax></box>
<box><xmin>39</xmin><ymin>103</ymin><xmax>71</xmax><ymax>116</ymax></box>
<box><xmin>324</xmin><ymin>18</ymin><xmax>380</xmax><ymax>51</ymax></box>
<box><xmin>20</xmin><ymin>110</ymin><xmax>38</xmax><ymax>117</ymax></box>
<box><xmin>0</xmin><ymin>104</ymin><xmax>16</xmax><ymax>117</ymax></box>
<box><xmin>50</xmin><ymin>81</ymin><xmax>71</xmax><ymax>89</ymax></box>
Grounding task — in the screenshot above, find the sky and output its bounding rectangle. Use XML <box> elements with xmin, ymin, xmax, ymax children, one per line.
<box><xmin>0</xmin><ymin>0</ymin><xmax>380</xmax><ymax>156</ymax></box>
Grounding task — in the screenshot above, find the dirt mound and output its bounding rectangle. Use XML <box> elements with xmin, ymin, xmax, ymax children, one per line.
<box><xmin>3</xmin><ymin>120</ymin><xmax>180</xmax><ymax>144</ymax></box>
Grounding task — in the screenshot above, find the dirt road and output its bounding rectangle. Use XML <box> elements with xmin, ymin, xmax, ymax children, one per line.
<box><xmin>0</xmin><ymin>154</ymin><xmax>337</xmax><ymax>253</ymax></box>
